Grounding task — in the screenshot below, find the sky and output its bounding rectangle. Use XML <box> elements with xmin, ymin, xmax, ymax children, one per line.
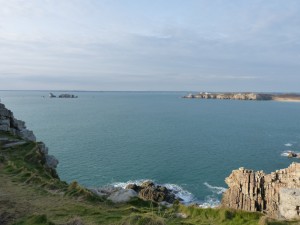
<box><xmin>0</xmin><ymin>0</ymin><xmax>300</xmax><ymax>91</ymax></box>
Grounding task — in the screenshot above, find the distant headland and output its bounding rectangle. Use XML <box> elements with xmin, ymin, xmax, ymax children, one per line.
<box><xmin>49</xmin><ymin>92</ymin><xmax>78</xmax><ymax>98</ymax></box>
<box><xmin>183</xmin><ymin>92</ymin><xmax>300</xmax><ymax>102</ymax></box>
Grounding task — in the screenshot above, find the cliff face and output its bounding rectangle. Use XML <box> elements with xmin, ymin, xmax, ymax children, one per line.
<box><xmin>222</xmin><ymin>163</ymin><xmax>300</xmax><ymax>219</ymax></box>
<box><xmin>0</xmin><ymin>102</ymin><xmax>58</xmax><ymax>169</ymax></box>
<box><xmin>0</xmin><ymin>103</ymin><xmax>36</xmax><ymax>141</ymax></box>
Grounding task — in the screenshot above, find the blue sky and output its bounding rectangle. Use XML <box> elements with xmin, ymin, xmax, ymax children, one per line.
<box><xmin>0</xmin><ymin>0</ymin><xmax>299</xmax><ymax>91</ymax></box>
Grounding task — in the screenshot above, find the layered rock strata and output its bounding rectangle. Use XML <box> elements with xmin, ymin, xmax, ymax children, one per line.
<box><xmin>0</xmin><ymin>102</ymin><xmax>58</xmax><ymax>169</ymax></box>
<box><xmin>222</xmin><ymin>163</ymin><xmax>300</xmax><ymax>219</ymax></box>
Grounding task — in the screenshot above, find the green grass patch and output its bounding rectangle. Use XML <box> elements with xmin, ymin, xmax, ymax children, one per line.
<box><xmin>13</xmin><ymin>214</ymin><xmax>55</xmax><ymax>225</ymax></box>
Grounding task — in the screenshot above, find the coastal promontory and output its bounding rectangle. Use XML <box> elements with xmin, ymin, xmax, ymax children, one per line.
<box><xmin>183</xmin><ymin>92</ymin><xmax>300</xmax><ymax>102</ymax></box>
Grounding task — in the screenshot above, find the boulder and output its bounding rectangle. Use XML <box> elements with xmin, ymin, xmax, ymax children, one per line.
<box><xmin>108</xmin><ymin>189</ymin><xmax>138</xmax><ymax>203</ymax></box>
<box><xmin>45</xmin><ymin>155</ymin><xmax>59</xmax><ymax>169</ymax></box>
<box><xmin>125</xmin><ymin>184</ymin><xmax>140</xmax><ymax>192</ymax></box>
<box><xmin>12</xmin><ymin>119</ymin><xmax>26</xmax><ymax>130</ymax></box>
<box><xmin>125</xmin><ymin>181</ymin><xmax>177</xmax><ymax>203</ymax></box>
<box><xmin>140</xmin><ymin>181</ymin><xmax>155</xmax><ymax>188</ymax></box>
<box><xmin>17</xmin><ymin>129</ymin><xmax>36</xmax><ymax>142</ymax></box>
<box><xmin>287</xmin><ymin>151</ymin><xmax>298</xmax><ymax>158</ymax></box>
<box><xmin>38</xmin><ymin>142</ymin><xmax>48</xmax><ymax>154</ymax></box>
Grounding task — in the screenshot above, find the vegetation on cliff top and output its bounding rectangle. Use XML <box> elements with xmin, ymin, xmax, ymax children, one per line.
<box><xmin>0</xmin><ymin>131</ymin><xmax>298</xmax><ymax>225</ymax></box>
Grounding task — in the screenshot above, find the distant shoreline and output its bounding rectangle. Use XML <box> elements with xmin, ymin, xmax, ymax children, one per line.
<box><xmin>273</xmin><ymin>98</ymin><xmax>300</xmax><ymax>102</ymax></box>
<box><xmin>183</xmin><ymin>92</ymin><xmax>300</xmax><ymax>102</ymax></box>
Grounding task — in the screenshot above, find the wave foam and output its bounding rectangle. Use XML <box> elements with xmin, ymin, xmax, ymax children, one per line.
<box><xmin>198</xmin><ymin>196</ymin><xmax>221</xmax><ymax>208</ymax></box>
<box><xmin>285</xmin><ymin>143</ymin><xmax>293</xmax><ymax>147</ymax></box>
<box><xmin>281</xmin><ymin>150</ymin><xmax>300</xmax><ymax>157</ymax></box>
<box><xmin>204</xmin><ymin>182</ymin><xmax>227</xmax><ymax>194</ymax></box>
<box><xmin>162</xmin><ymin>183</ymin><xmax>195</xmax><ymax>204</ymax></box>
<box><xmin>112</xmin><ymin>179</ymin><xmax>149</xmax><ymax>188</ymax></box>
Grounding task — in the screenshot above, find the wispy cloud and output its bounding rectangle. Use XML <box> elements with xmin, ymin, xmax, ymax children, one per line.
<box><xmin>0</xmin><ymin>0</ymin><xmax>300</xmax><ymax>91</ymax></box>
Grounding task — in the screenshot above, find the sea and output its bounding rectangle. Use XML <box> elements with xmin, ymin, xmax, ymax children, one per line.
<box><xmin>1</xmin><ymin>91</ymin><xmax>300</xmax><ymax>207</ymax></box>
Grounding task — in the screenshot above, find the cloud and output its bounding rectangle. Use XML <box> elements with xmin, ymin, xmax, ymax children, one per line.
<box><xmin>0</xmin><ymin>0</ymin><xmax>300</xmax><ymax>91</ymax></box>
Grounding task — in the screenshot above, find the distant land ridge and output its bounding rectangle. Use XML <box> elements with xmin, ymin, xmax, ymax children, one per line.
<box><xmin>183</xmin><ymin>92</ymin><xmax>300</xmax><ymax>102</ymax></box>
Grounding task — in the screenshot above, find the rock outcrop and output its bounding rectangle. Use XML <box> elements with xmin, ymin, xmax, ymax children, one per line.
<box><xmin>126</xmin><ymin>181</ymin><xmax>178</xmax><ymax>203</ymax></box>
<box><xmin>0</xmin><ymin>103</ymin><xmax>36</xmax><ymax>141</ymax></box>
<box><xmin>0</xmin><ymin>102</ymin><xmax>58</xmax><ymax>170</ymax></box>
<box><xmin>222</xmin><ymin>163</ymin><xmax>300</xmax><ymax>219</ymax></box>
<box><xmin>91</xmin><ymin>180</ymin><xmax>180</xmax><ymax>204</ymax></box>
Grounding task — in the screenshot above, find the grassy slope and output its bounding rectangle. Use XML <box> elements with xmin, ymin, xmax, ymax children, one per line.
<box><xmin>0</xmin><ymin>131</ymin><xmax>298</xmax><ymax>225</ymax></box>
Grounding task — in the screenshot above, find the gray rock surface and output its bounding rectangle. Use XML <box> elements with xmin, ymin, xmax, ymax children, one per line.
<box><xmin>126</xmin><ymin>181</ymin><xmax>178</xmax><ymax>203</ymax></box>
<box><xmin>17</xmin><ymin>129</ymin><xmax>36</xmax><ymax>142</ymax></box>
<box><xmin>45</xmin><ymin>155</ymin><xmax>59</xmax><ymax>169</ymax></box>
<box><xmin>0</xmin><ymin>125</ymin><xmax>10</xmax><ymax>132</ymax></box>
<box><xmin>107</xmin><ymin>189</ymin><xmax>138</xmax><ymax>203</ymax></box>
<box><xmin>279</xmin><ymin>188</ymin><xmax>300</xmax><ymax>219</ymax></box>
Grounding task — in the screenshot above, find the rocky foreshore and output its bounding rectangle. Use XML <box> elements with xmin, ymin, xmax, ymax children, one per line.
<box><xmin>222</xmin><ymin>163</ymin><xmax>300</xmax><ymax>220</ymax></box>
<box><xmin>91</xmin><ymin>180</ymin><xmax>180</xmax><ymax>205</ymax></box>
<box><xmin>183</xmin><ymin>92</ymin><xmax>300</xmax><ymax>101</ymax></box>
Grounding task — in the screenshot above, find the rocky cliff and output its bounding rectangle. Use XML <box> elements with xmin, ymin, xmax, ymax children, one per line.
<box><xmin>0</xmin><ymin>102</ymin><xmax>58</xmax><ymax>169</ymax></box>
<box><xmin>222</xmin><ymin>163</ymin><xmax>300</xmax><ymax>219</ymax></box>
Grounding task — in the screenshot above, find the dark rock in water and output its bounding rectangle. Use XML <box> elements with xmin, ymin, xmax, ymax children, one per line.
<box><xmin>125</xmin><ymin>183</ymin><xmax>140</xmax><ymax>192</ymax></box>
<box><xmin>287</xmin><ymin>151</ymin><xmax>298</xmax><ymax>158</ymax></box>
<box><xmin>125</xmin><ymin>181</ymin><xmax>178</xmax><ymax>203</ymax></box>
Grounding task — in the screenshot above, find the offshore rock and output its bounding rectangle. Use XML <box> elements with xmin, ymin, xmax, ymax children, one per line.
<box><xmin>222</xmin><ymin>163</ymin><xmax>300</xmax><ymax>219</ymax></box>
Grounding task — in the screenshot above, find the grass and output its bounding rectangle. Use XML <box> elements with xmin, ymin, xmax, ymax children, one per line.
<box><xmin>1</xmin><ymin>133</ymin><xmax>300</xmax><ymax>225</ymax></box>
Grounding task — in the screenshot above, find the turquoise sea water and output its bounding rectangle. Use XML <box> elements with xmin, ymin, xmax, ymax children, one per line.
<box><xmin>1</xmin><ymin>91</ymin><xmax>300</xmax><ymax>206</ymax></box>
